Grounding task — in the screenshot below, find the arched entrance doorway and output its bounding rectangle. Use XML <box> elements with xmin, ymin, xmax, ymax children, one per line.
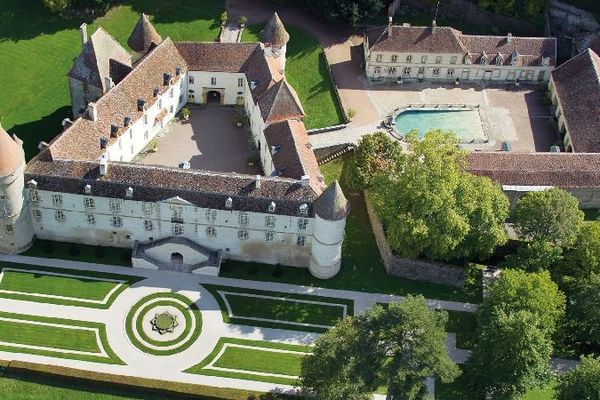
<box><xmin>206</xmin><ymin>90</ymin><xmax>221</xmax><ymax>104</ymax></box>
<box><xmin>171</xmin><ymin>252</ymin><xmax>184</xmax><ymax>267</ymax></box>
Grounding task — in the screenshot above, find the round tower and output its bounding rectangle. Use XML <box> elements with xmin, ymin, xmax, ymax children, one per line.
<box><xmin>0</xmin><ymin>125</ymin><xmax>34</xmax><ymax>254</ymax></box>
<box><xmin>260</xmin><ymin>12</ymin><xmax>290</xmax><ymax>71</ymax></box>
<box><xmin>309</xmin><ymin>181</ymin><xmax>350</xmax><ymax>279</ymax></box>
<box><xmin>128</xmin><ymin>13</ymin><xmax>162</xmax><ymax>63</ymax></box>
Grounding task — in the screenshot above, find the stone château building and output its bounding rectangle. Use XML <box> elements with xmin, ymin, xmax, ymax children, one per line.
<box><xmin>0</xmin><ymin>13</ymin><xmax>349</xmax><ymax>279</ymax></box>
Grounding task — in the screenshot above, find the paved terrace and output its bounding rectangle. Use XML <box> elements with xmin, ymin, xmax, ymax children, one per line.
<box><xmin>138</xmin><ymin>106</ymin><xmax>260</xmax><ymax>175</ymax></box>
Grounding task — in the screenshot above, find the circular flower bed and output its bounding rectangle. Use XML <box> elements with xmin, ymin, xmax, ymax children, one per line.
<box><xmin>125</xmin><ymin>292</ymin><xmax>202</xmax><ymax>356</ymax></box>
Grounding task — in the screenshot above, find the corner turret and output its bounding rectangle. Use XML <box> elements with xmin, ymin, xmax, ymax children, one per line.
<box><xmin>260</xmin><ymin>12</ymin><xmax>290</xmax><ymax>71</ymax></box>
<box><xmin>128</xmin><ymin>13</ymin><xmax>162</xmax><ymax>63</ymax></box>
<box><xmin>0</xmin><ymin>125</ymin><xmax>34</xmax><ymax>254</ymax></box>
<box><xmin>309</xmin><ymin>181</ymin><xmax>349</xmax><ymax>279</ymax></box>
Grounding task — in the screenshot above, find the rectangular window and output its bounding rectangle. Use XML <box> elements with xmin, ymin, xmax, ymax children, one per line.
<box><xmin>111</xmin><ymin>216</ymin><xmax>123</xmax><ymax>228</ymax></box>
<box><xmin>84</xmin><ymin>197</ymin><xmax>95</xmax><ymax>209</ymax></box>
<box><xmin>189</xmin><ymin>76</ymin><xmax>194</xmax><ymax>84</ymax></box>
<box><xmin>296</xmin><ymin>235</ymin><xmax>306</xmax><ymax>246</ymax></box>
<box><xmin>205</xmin><ymin>209</ymin><xmax>217</xmax><ymax>223</ymax></box>
<box><xmin>144</xmin><ymin>220</ymin><xmax>154</xmax><ymax>231</ymax></box>
<box><xmin>109</xmin><ymin>199</ymin><xmax>121</xmax><ymax>213</ymax></box>
<box><xmin>265</xmin><ymin>231</ymin><xmax>274</xmax><ymax>242</ymax></box>
<box><xmin>450</xmin><ymin>56</ymin><xmax>457</xmax><ymax>64</ymax></box>
<box><xmin>158</xmin><ymin>99</ymin><xmax>162</xmax><ymax>109</ymax></box>
<box><xmin>144</xmin><ymin>130</ymin><xmax>149</xmax><ymax>141</ymax></box>
<box><xmin>142</xmin><ymin>202</ymin><xmax>153</xmax><ymax>215</ymax></box>
<box><xmin>129</xmin><ymin>129</ymin><xmax>133</xmax><ymax>139</ymax></box>
<box><xmin>238</xmin><ymin>78</ymin><xmax>244</xmax><ymax>87</ymax></box>
<box><xmin>374</xmin><ymin>67</ymin><xmax>381</xmax><ymax>74</ymax></box>
<box><xmin>403</xmin><ymin>67</ymin><xmax>411</xmax><ymax>76</ymax></box>
<box><xmin>238</xmin><ymin>212</ymin><xmax>249</xmax><ymax>226</ymax></box>
<box><xmin>87</xmin><ymin>214</ymin><xmax>96</xmax><ymax>225</ymax></box>
<box><xmin>170</xmin><ymin>88</ymin><xmax>174</xmax><ymax>98</ymax></box>
<box><xmin>298</xmin><ymin>218</ymin><xmax>309</xmax><ymax>230</ymax></box>
<box><xmin>391</xmin><ymin>55</ymin><xmax>398</xmax><ymax>63</ymax></box>
<box><xmin>171</xmin><ymin>223</ymin><xmax>184</xmax><ymax>236</ymax></box>
<box><xmin>5</xmin><ymin>225</ymin><xmax>13</xmax><ymax>235</ymax></box>
<box><xmin>52</xmin><ymin>193</ymin><xmax>63</xmax><ymax>207</ymax></box>
<box><xmin>144</xmin><ymin>114</ymin><xmax>148</xmax><ymax>125</ymax></box>
<box><xmin>211</xmin><ymin>77</ymin><xmax>216</xmax><ymax>85</ymax></box>
<box><xmin>33</xmin><ymin>209</ymin><xmax>42</xmax><ymax>220</ymax></box>
<box><xmin>171</xmin><ymin>206</ymin><xmax>184</xmax><ymax>223</ymax></box>
<box><xmin>30</xmin><ymin>190</ymin><xmax>40</xmax><ymax>203</ymax></box>
<box><xmin>388</xmin><ymin>67</ymin><xmax>396</xmax><ymax>75</ymax></box>
<box><xmin>55</xmin><ymin>210</ymin><xmax>65</xmax><ymax>222</ymax></box>
<box><xmin>418</xmin><ymin>67</ymin><xmax>425</xmax><ymax>74</ymax></box>
<box><xmin>169</xmin><ymin>105</ymin><xmax>174</xmax><ymax>113</ymax></box>
<box><xmin>238</xmin><ymin>229</ymin><xmax>249</xmax><ymax>241</ymax></box>
<box><xmin>421</xmin><ymin>55</ymin><xmax>428</xmax><ymax>64</ymax></box>
<box><xmin>265</xmin><ymin>215</ymin><xmax>275</xmax><ymax>228</ymax></box>
<box><xmin>206</xmin><ymin>226</ymin><xmax>217</xmax><ymax>238</ymax></box>
<box><xmin>376</xmin><ymin>54</ymin><xmax>382</xmax><ymax>62</ymax></box>
<box><xmin>435</xmin><ymin>56</ymin><xmax>442</xmax><ymax>64</ymax></box>
<box><xmin>447</xmin><ymin>68</ymin><xmax>455</xmax><ymax>76</ymax></box>
<box><xmin>406</xmin><ymin>55</ymin><xmax>412</xmax><ymax>63</ymax></box>
<box><xmin>433</xmin><ymin>68</ymin><xmax>440</xmax><ymax>76</ymax></box>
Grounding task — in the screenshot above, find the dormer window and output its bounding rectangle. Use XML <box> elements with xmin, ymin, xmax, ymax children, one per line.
<box><xmin>126</xmin><ymin>187</ymin><xmax>134</xmax><ymax>198</ymax></box>
<box><xmin>299</xmin><ymin>203</ymin><xmax>308</xmax><ymax>216</ymax></box>
<box><xmin>163</xmin><ymin>73</ymin><xmax>171</xmax><ymax>86</ymax></box>
<box><xmin>100</xmin><ymin>137</ymin><xmax>109</xmax><ymax>149</ymax></box>
<box><xmin>110</xmin><ymin>124</ymin><xmax>119</xmax><ymax>137</ymax></box>
<box><xmin>271</xmin><ymin>145</ymin><xmax>281</xmax><ymax>155</ymax></box>
<box><xmin>495</xmin><ymin>53</ymin><xmax>503</xmax><ymax>66</ymax></box>
<box><xmin>225</xmin><ymin>197</ymin><xmax>233</xmax><ymax>209</ymax></box>
<box><xmin>137</xmin><ymin>99</ymin><xmax>146</xmax><ymax>111</ymax></box>
<box><xmin>511</xmin><ymin>51</ymin><xmax>519</xmax><ymax>66</ymax></box>
<box><xmin>250</xmin><ymin>80</ymin><xmax>258</xmax><ymax>90</ymax></box>
<box><xmin>124</xmin><ymin>116</ymin><xmax>131</xmax><ymax>126</ymax></box>
<box><xmin>175</xmin><ymin>67</ymin><xmax>182</xmax><ymax>76</ymax></box>
<box><xmin>268</xmin><ymin>202</ymin><xmax>276</xmax><ymax>213</ymax></box>
<box><xmin>84</xmin><ymin>184</ymin><xmax>92</xmax><ymax>195</ymax></box>
<box><xmin>464</xmin><ymin>53</ymin><xmax>472</xmax><ymax>64</ymax></box>
<box><xmin>480</xmin><ymin>52</ymin><xmax>488</xmax><ymax>65</ymax></box>
<box><xmin>153</xmin><ymin>88</ymin><xmax>160</xmax><ymax>97</ymax></box>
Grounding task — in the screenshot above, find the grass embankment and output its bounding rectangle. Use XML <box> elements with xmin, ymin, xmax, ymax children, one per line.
<box><xmin>23</xmin><ymin>239</ymin><xmax>132</xmax><ymax>267</ymax></box>
<box><xmin>242</xmin><ymin>23</ymin><xmax>345</xmax><ymax>129</ymax></box>
<box><xmin>204</xmin><ymin>284</ymin><xmax>352</xmax><ymax>332</ymax></box>
<box><xmin>0</xmin><ymin>262</ymin><xmax>142</xmax><ymax>308</ymax></box>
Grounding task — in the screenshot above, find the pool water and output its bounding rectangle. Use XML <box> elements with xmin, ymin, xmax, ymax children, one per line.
<box><xmin>394</xmin><ymin>109</ymin><xmax>486</xmax><ymax>142</ymax></box>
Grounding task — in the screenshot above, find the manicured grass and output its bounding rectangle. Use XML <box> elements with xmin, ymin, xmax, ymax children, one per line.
<box><xmin>446</xmin><ymin>310</ymin><xmax>478</xmax><ymax>350</ymax></box>
<box><xmin>0</xmin><ymin>0</ymin><xmax>224</xmax><ymax>160</ymax></box>
<box><xmin>0</xmin><ymin>262</ymin><xmax>143</xmax><ymax>308</ymax></box>
<box><xmin>204</xmin><ymin>284</ymin><xmax>352</xmax><ymax>332</ymax></box>
<box><xmin>0</xmin><ymin>311</ymin><xmax>122</xmax><ymax>364</ymax></box>
<box><xmin>125</xmin><ymin>292</ymin><xmax>202</xmax><ymax>356</ymax></box>
<box><xmin>23</xmin><ymin>240</ymin><xmax>132</xmax><ymax>267</ymax></box>
<box><xmin>185</xmin><ymin>337</ymin><xmax>310</xmax><ymax>386</ymax></box>
<box><xmin>242</xmin><ymin>24</ymin><xmax>345</xmax><ymax>129</ymax></box>
<box><xmin>220</xmin><ymin>156</ymin><xmax>482</xmax><ymax>303</ymax></box>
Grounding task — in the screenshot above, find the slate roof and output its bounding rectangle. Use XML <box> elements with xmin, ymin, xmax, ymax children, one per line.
<box><xmin>260</xmin><ymin>12</ymin><xmax>290</xmax><ymax>46</ymax></box>
<box><xmin>128</xmin><ymin>13</ymin><xmax>162</xmax><ymax>54</ymax></box>
<box><xmin>68</xmin><ymin>27</ymin><xmax>132</xmax><ymax>91</ymax></box>
<box><xmin>313</xmin><ymin>181</ymin><xmax>349</xmax><ymax>221</ymax></box>
<box><xmin>467</xmin><ymin>152</ymin><xmax>600</xmax><ymax>189</ymax></box>
<box><xmin>366</xmin><ymin>25</ymin><xmax>556</xmax><ymax>67</ymax></box>
<box><xmin>0</xmin><ymin>126</ymin><xmax>23</xmax><ymax>177</ymax></box>
<box><xmin>551</xmin><ymin>48</ymin><xmax>600</xmax><ymax>152</ymax></box>
<box><xmin>25</xmin><ymin>158</ymin><xmax>318</xmax><ymax>216</ymax></box>
<box><xmin>258</xmin><ymin>79</ymin><xmax>305</xmax><ymax>123</ymax></box>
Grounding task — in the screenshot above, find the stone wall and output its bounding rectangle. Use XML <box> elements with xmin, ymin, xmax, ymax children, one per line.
<box><xmin>364</xmin><ymin>191</ymin><xmax>466</xmax><ymax>288</ymax></box>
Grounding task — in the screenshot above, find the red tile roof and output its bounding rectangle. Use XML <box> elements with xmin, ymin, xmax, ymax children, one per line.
<box><xmin>128</xmin><ymin>13</ymin><xmax>162</xmax><ymax>54</ymax></box>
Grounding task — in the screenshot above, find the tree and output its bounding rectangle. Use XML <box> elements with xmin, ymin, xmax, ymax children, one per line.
<box><xmin>501</xmin><ymin>240</ymin><xmax>563</xmax><ymax>273</ymax></box>
<box><xmin>564</xmin><ymin>273</ymin><xmax>600</xmax><ymax>350</ymax></box>
<box><xmin>369</xmin><ymin>130</ymin><xmax>508</xmax><ymax>261</ymax></box>
<box><xmin>478</xmin><ymin>0</ymin><xmax>549</xmax><ymax>18</ymax></box>
<box><xmin>555</xmin><ymin>355</ymin><xmax>600</xmax><ymax>400</ymax></box>
<box><xmin>348</xmin><ymin>131</ymin><xmax>402</xmax><ymax>188</ymax></box>
<box><xmin>560</xmin><ymin>222</ymin><xmax>600</xmax><ymax>279</ymax></box>
<box><xmin>468</xmin><ymin>269</ymin><xmax>566</xmax><ymax>399</ymax></box>
<box><xmin>301</xmin><ymin>296</ymin><xmax>460</xmax><ymax>400</ymax></box>
<box><xmin>513</xmin><ymin>188</ymin><xmax>584</xmax><ymax>247</ymax></box>
<box><xmin>42</xmin><ymin>0</ymin><xmax>71</xmax><ymax>11</ymax></box>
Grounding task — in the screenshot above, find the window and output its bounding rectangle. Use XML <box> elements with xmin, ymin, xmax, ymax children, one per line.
<box><xmin>109</xmin><ymin>199</ymin><xmax>121</xmax><ymax>213</ymax></box>
<box><xmin>435</xmin><ymin>56</ymin><xmax>442</xmax><ymax>64</ymax></box>
<box><xmin>418</xmin><ymin>67</ymin><xmax>425</xmax><ymax>74</ymax></box>
<box><xmin>391</xmin><ymin>55</ymin><xmax>398</xmax><ymax>63</ymax></box>
<box><xmin>169</xmin><ymin>105</ymin><xmax>174</xmax><ymax>113</ymax></box>
<box><xmin>111</xmin><ymin>216</ymin><xmax>123</xmax><ymax>228</ymax></box>
<box><xmin>433</xmin><ymin>68</ymin><xmax>440</xmax><ymax>76</ymax></box>
<box><xmin>5</xmin><ymin>225</ymin><xmax>13</xmax><ymax>235</ymax></box>
<box><xmin>33</xmin><ymin>209</ymin><xmax>42</xmax><ymax>220</ymax></box>
<box><xmin>205</xmin><ymin>209</ymin><xmax>217</xmax><ymax>222</ymax></box>
<box><xmin>206</xmin><ymin>226</ymin><xmax>217</xmax><ymax>238</ymax></box>
<box><xmin>158</xmin><ymin>99</ymin><xmax>162</xmax><ymax>109</ymax></box>
<box><xmin>374</xmin><ymin>67</ymin><xmax>381</xmax><ymax>74</ymax></box>
<box><xmin>376</xmin><ymin>54</ymin><xmax>382</xmax><ymax>62</ymax></box>
<box><xmin>238</xmin><ymin>78</ymin><xmax>244</xmax><ymax>87</ymax></box>
<box><xmin>238</xmin><ymin>212</ymin><xmax>249</xmax><ymax>226</ymax></box>
<box><xmin>211</xmin><ymin>77</ymin><xmax>217</xmax><ymax>85</ymax></box>
<box><xmin>388</xmin><ymin>67</ymin><xmax>396</xmax><ymax>75</ymax></box>
<box><xmin>421</xmin><ymin>55</ymin><xmax>428</xmax><ymax>64</ymax></box>
<box><xmin>179</xmin><ymin>94</ymin><xmax>184</xmax><ymax>104</ymax></box>
<box><xmin>118</xmin><ymin>140</ymin><xmax>122</xmax><ymax>150</ymax></box>
<box><xmin>447</xmin><ymin>68</ymin><xmax>455</xmax><ymax>76</ymax></box>
<box><xmin>403</xmin><ymin>67</ymin><xmax>411</xmax><ymax>76</ymax></box>
<box><xmin>130</xmin><ymin>145</ymin><xmax>134</xmax><ymax>155</ymax></box>
<box><xmin>171</xmin><ymin>206</ymin><xmax>184</xmax><ymax>223</ymax></box>
<box><xmin>144</xmin><ymin>114</ymin><xmax>148</xmax><ymax>125</ymax></box>
<box><xmin>55</xmin><ymin>210</ymin><xmax>65</xmax><ymax>222</ymax></box>
<box><xmin>171</xmin><ymin>223</ymin><xmax>184</xmax><ymax>236</ymax></box>
<box><xmin>298</xmin><ymin>218</ymin><xmax>309</xmax><ymax>230</ymax></box>
<box><xmin>238</xmin><ymin>229</ymin><xmax>249</xmax><ymax>241</ymax></box>
<box><xmin>450</xmin><ymin>56</ymin><xmax>457</xmax><ymax>64</ymax></box>
<box><xmin>129</xmin><ymin>129</ymin><xmax>133</xmax><ymax>139</ymax></box>
<box><xmin>406</xmin><ymin>55</ymin><xmax>412</xmax><ymax>63</ymax></box>
<box><xmin>189</xmin><ymin>76</ymin><xmax>194</xmax><ymax>84</ymax></box>
<box><xmin>169</xmin><ymin>88</ymin><xmax>174</xmax><ymax>98</ymax></box>
<box><xmin>299</xmin><ymin>203</ymin><xmax>308</xmax><ymax>216</ymax></box>
<box><xmin>144</xmin><ymin>130</ymin><xmax>149</xmax><ymax>141</ymax></box>
<box><xmin>52</xmin><ymin>194</ymin><xmax>63</xmax><ymax>207</ymax></box>
<box><xmin>265</xmin><ymin>231</ymin><xmax>274</xmax><ymax>242</ymax></box>
<box><xmin>142</xmin><ymin>202</ymin><xmax>153</xmax><ymax>215</ymax></box>
<box><xmin>265</xmin><ymin>215</ymin><xmax>275</xmax><ymax>228</ymax></box>
<box><xmin>87</xmin><ymin>214</ymin><xmax>96</xmax><ymax>225</ymax></box>
<box><xmin>30</xmin><ymin>190</ymin><xmax>40</xmax><ymax>203</ymax></box>
<box><xmin>296</xmin><ymin>235</ymin><xmax>306</xmax><ymax>246</ymax></box>
<box><xmin>84</xmin><ymin>197</ymin><xmax>95</xmax><ymax>209</ymax></box>
<box><xmin>144</xmin><ymin>220</ymin><xmax>154</xmax><ymax>231</ymax></box>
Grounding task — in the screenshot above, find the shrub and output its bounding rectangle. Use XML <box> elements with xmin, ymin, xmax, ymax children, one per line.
<box><xmin>239</xmin><ymin>15</ymin><xmax>248</xmax><ymax>26</ymax></box>
<box><xmin>220</xmin><ymin>11</ymin><xmax>228</xmax><ymax>25</ymax></box>
<box><xmin>95</xmin><ymin>246</ymin><xmax>105</xmax><ymax>259</ymax></box>
<box><xmin>180</xmin><ymin>107</ymin><xmax>190</xmax><ymax>120</ymax></box>
<box><xmin>69</xmin><ymin>244</ymin><xmax>80</xmax><ymax>256</ymax></box>
<box><xmin>121</xmin><ymin>250</ymin><xmax>131</xmax><ymax>262</ymax></box>
<box><xmin>273</xmin><ymin>265</ymin><xmax>283</xmax><ymax>278</ymax></box>
<box><xmin>43</xmin><ymin>241</ymin><xmax>54</xmax><ymax>254</ymax></box>
<box><xmin>346</xmin><ymin>108</ymin><xmax>356</xmax><ymax>120</ymax></box>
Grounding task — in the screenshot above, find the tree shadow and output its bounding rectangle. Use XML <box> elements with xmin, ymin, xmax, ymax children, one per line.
<box><xmin>126</xmin><ymin>0</ymin><xmax>224</xmax><ymax>25</ymax></box>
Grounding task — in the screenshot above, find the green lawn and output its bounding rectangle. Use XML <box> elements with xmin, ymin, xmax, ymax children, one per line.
<box><xmin>0</xmin><ymin>0</ymin><xmax>224</xmax><ymax>160</ymax></box>
<box><xmin>220</xmin><ymin>156</ymin><xmax>482</xmax><ymax>303</ymax></box>
<box><xmin>0</xmin><ymin>311</ymin><xmax>122</xmax><ymax>364</ymax></box>
<box><xmin>242</xmin><ymin>24</ymin><xmax>345</xmax><ymax>129</ymax></box>
<box><xmin>446</xmin><ymin>310</ymin><xmax>478</xmax><ymax>350</ymax></box>
<box><xmin>204</xmin><ymin>284</ymin><xmax>352</xmax><ymax>332</ymax></box>
<box><xmin>0</xmin><ymin>262</ymin><xmax>142</xmax><ymax>308</ymax></box>
<box><xmin>185</xmin><ymin>338</ymin><xmax>310</xmax><ymax>386</ymax></box>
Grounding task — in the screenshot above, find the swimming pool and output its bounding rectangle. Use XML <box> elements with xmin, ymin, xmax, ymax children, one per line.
<box><xmin>393</xmin><ymin>108</ymin><xmax>486</xmax><ymax>142</ymax></box>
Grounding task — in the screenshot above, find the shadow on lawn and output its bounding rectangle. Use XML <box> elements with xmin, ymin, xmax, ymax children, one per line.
<box><xmin>127</xmin><ymin>0</ymin><xmax>223</xmax><ymax>26</ymax></box>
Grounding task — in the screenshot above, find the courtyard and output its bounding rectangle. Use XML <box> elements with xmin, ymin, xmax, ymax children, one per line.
<box><xmin>137</xmin><ymin>106</ymin><xmax>260</xmax><ymax>175</ymax></box>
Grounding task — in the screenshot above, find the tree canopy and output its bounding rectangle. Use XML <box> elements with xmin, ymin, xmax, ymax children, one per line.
<box><xmin>555</xmin><ymin>355</ymin><xmax>600</xmax><ymax>400</ymax></box>
<box><xmin>348</xmin><ymin>131</ymin><xmax>403</xmax><ymax>189</ymax></box>
<box><xmin>512</xmin><ymin>188</ymin><xmax>584</xmax><ymax>247</ymax></box>
<box><xmin>501</xmin><ymin>240</ymin><xmax>563</xmax><ymax>273</ymax></box>
<box><xmin>560</xmin><ymin>221</ymin><xmax>600</xmax><ymax>279</ymax></box>
<box><xmin>478</xmin><ymin>0</ymin><xmax>549</xmax><ymax>18</ymax></box>
<box><xmin>268</xmin><ymin>0</ymin><xmax>384</xmax><ymax>27</ymax></box>
<box><xmin>564</xmin><ymin>273</ymin><xmax>600</xmax><ymax>351</ymax></box>
<box><xmin>369</xmin><ymin>130</ymin><xmax>509</xmax><ymax>261</ymax></box>
<box><xmin>300</xmin><ymin>296</ymin><xmax>460</xmax><ymax>400</ymax></box>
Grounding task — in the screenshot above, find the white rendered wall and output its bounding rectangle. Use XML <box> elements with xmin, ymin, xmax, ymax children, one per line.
<box><xmin>187</xmin><ymin>71</ymin><xmax>246</xmax><ymax>105</ymax></box>
<box><xmin>309</xmin><ymin>214</ymin><xmax>346</xmax><ymax>279</ymax></box>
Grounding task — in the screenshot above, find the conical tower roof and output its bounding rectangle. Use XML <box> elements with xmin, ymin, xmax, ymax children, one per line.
<box><xmin>313</xmin><ymin>181</ymin><xmax>350</xmax><ymax>221</ymax></box>
<box><xmin>0</xmin><ymin>125</ymin><xmax>23</xmax><ymax>177</ymax></box>
<box><xmin>260</xmin><ymin>12</ymin><xmax>290</xmax><ymax>46</ymax></box>
<box><xmin>259</xmin><ymin>79</ymin><xmax>305</xmax><ymax>123</ymax></box>
<box><xmin>128</xmin><ymin>13</ymin><xmax>162</xmax><ymax>54</ymax></box>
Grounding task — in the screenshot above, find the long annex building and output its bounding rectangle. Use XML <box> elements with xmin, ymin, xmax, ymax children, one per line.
<box><xmin>0</xmin><ymin>13</ymin><xmax>349</xmax><ymax>279</ymax></box>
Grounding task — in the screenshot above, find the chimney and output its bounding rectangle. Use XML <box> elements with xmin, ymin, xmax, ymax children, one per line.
<box><xmin>388</xmin><ymin>16</ymin><xmax>393</xmax><ymax>37</ymax></box>
<box><xmin>87</xmin><ymin>102</ymin><xmax>98</xmax><ymax>122</ymax></box>
<box><xmin>104</xmin><ymin>76</ymin><xmax>114</xmax><ymax>91</ymax></box>
<box><xmin>255</xmin><ymin>175</ymin><xmax>261</xmax><ymax>189</ymax></box>
<box><xmin>80</xmin><ymin>23</ymin><xmax>88</xmax><ymax>47</ymax></box>
<box><xmin>126</xmin><ymin>187</ymin><xmax>134</xmax><ymax>198</ymax></box>
<box><xmin>300</xmin><ymin>175</ymin><xmax>310</xmax><ymax>187</ymax></box>
<box><xmin>432</xmin><ymin>19</ymin><xmax>437</xmax><ymax>34</ymax></box>
<box><xmin>507</xmin><ymin>33</ymin><xmax>513</xmax><ymax>43</ymax></box>
<box><xmin>99</xmin><ymin>156</ymin><xmax>108</xmax><ymax>176</ymax></box>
